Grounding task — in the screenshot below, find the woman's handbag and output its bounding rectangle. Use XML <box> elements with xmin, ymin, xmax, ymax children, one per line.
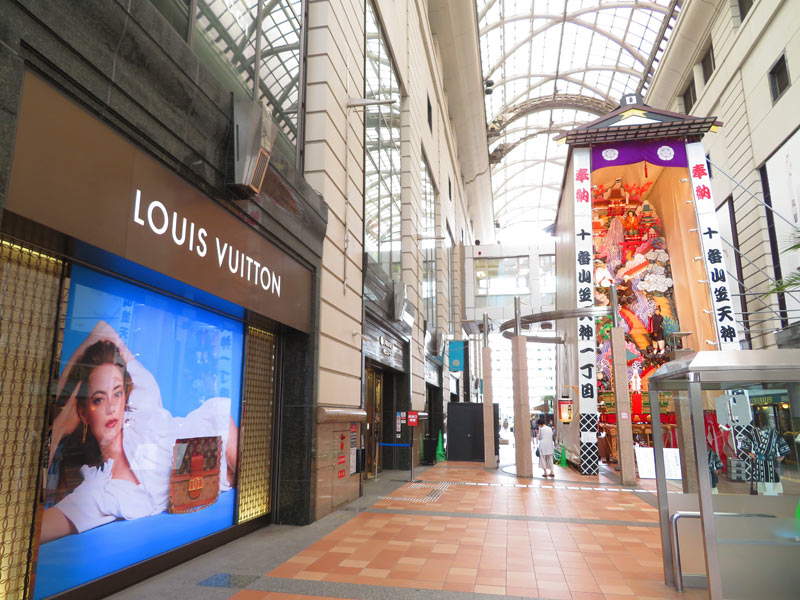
<box><xmin>535</xmin><ymin>448</ymin><xmax>540</xmax><ymax>457</ymax></box>
<box><xmin>169</xmin><ymin>436</ymin><xmax>221</xmax><ymax>513</ymax></box>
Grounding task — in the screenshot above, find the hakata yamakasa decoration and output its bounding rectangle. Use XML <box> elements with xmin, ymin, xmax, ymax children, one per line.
<box><xmin>555</xmin><ymin>94</ymin><xmax>739</xmax><ymax>473</ymax></box>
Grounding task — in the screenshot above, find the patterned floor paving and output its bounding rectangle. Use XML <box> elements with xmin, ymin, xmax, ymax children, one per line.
<box><xmin>109</xmin><ymin>459</ymin><xmax>705</xmax><ymax>600</ymax></box>
<box><xmin>263</xmin><ymin>462</ymin><xmax>704</xmax><ymax>599</ymax></box>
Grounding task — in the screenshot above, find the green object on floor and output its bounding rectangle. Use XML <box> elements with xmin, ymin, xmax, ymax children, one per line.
<box><xmin>436</xmin><ymin>430</ymin><xmax>447</xmax><ymax>462</ymax></box>
<box><xmin>559</xmin><ymin>444</ymin><xmax>567</xmax><ymax>467</ymax></box>
<box><xmin>796</xmin><ymin>498</ymin><xmax>800</xmax><ymax>540</ymax></box>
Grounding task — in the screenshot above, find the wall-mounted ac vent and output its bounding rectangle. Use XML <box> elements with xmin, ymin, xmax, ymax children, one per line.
<box><xmin>230</xmin><ymin>100</ymin><xmax>278</xmax><ymax>198</ymax></box>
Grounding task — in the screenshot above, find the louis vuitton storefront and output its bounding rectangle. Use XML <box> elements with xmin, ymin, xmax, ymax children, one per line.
<box><xmin>1</xmin><ymin>73</ymin><xmax>324</xmax><ymax>600</ymax></box>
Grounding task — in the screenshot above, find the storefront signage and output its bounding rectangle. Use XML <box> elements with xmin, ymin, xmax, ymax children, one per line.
<box><xmin>686</xmin><ymin>141</ymin><xmax>741</xmax><ymax>350</ymax></box>
<box><xmin>408</xmin><ymin>411</ymin><xmax>419</xmax><ymax>427</ymax></box>
<box><xmin>424</xmin><ymin>357</ymin><xmax>442</xmax><ymax>387</ymax></box>
<box><xmin>132</xmin><ymin>189</ymin><xmax>283</xmax><ymax>297</ymax></box>
<box><xmin>363</xmin><ymin>320</ymin><xmax>406</xmax><ymax>371</ymax></box>
<box><xmin>8</xmin><ymin>74</ymin><xmax>311</xmax><ymax>332</ymax></box>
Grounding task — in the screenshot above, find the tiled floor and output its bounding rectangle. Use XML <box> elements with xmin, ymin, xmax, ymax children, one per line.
<box><xmin>111</xmin><ymin>459</ymin><xmax>706</xmax><ymax>600</ymax></box>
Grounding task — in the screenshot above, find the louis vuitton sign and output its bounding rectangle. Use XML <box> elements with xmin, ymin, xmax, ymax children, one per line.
<box><xmin>8</xmin><ymin>74</ymin><xmax>311</xmax><ymax>332</ymax></box>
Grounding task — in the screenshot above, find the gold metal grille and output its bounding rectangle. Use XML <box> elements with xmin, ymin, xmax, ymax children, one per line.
<box><xmin>237</xmin><ymin>326</ymin><xmax>276</xmax><ymax>523</ymax></box>
<box><xmin>0</xmin><ymin>239</ymin><xmax>63</xmax><ymax>600</ymax></box>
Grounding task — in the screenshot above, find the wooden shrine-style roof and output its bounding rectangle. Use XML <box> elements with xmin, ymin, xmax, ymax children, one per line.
<box><xmin>556</xmin><ymin>99</ymin><xmax>722</xmax><ymax>146</ymax></box>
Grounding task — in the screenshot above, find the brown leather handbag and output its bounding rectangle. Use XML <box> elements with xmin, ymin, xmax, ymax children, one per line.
<box><xmin>168</xmin><ymin>436</ymin><xmax>221</xmax><ymax>513</ymax></box>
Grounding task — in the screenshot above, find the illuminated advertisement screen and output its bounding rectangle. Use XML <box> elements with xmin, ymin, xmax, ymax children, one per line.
<box><xmin>35</xmin><ymin>265</ymin><xmax>243</xmax><ymax>599</ymax></box>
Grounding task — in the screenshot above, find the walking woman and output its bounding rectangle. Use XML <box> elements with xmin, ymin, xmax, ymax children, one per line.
<box><xmin>537</xmin><ymin>417</ymin><xmax>555</xmax><ymax>477</ymax></box>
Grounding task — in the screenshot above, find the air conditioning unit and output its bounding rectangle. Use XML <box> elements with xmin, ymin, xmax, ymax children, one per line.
<box><xmin>433</xmin><ymin>331</ymin><xmax>447</xmax><ymax>356</ymax></box>
<box><xmin>230</xmin><ymin>100</ymin><xmax>278</xmax><ymax>197</ymax></box>
<box><xmin>392</xmin><ymin>281</ymin><xmax>415</xmax><ymax>330</ymax></box>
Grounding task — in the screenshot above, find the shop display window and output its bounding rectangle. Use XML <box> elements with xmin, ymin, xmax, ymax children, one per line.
<box><xmin>35</xmin><ymin>265</ymin><xmax>244</xmax><ymax>599</ymax></box>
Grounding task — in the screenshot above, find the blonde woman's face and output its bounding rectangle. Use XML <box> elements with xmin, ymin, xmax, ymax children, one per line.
<box><xmin>81</xmin><ymin>363</ymin><xmax>125</xmax><ymax>446</ymax></box>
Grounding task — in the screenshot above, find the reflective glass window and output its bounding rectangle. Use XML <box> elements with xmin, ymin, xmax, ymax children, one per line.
<box><xmin>474</xmin><ymin>256</ymin><xmax>530</xmax><ymax>298</ymax></box>
<box><xmin>194</xmin><ymin>0</ymin><xmax>302</xmax><ymax>146</ymax></box>
<box><xmin>364</xmin><ymin>1</ymin><xmax>402</xmax><ymax>280</ymax></box>
<box><xmin>421</xmin><ymin>159</ymin><xmax>436</xmax><ymax>330</ymax></box>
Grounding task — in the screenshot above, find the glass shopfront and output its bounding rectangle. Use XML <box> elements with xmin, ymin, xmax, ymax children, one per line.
<box><xmin>3</xmin><ymin>72</ymin><xmax>312</xmax><ymax>600</ymax></box>
<box><xmin>648</xmin><ymin>351</ymin><xmax>800</xmax><ymax>599</ymax></box>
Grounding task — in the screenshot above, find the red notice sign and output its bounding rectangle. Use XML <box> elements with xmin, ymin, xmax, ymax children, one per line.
<box><xmin>408</xmin><ymin>411</ymin><xmax>418</xmax><ymax>427</ymax></box>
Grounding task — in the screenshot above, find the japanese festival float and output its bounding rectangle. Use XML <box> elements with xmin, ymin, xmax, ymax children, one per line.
<box><xmin>553</xmin><ymin>94</ymin><xmax>742</xmax><ymax>476</ymax></box>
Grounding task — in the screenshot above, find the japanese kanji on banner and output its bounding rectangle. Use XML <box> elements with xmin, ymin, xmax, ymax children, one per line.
<box><xmin>686</xmin><ymin>141</ymin><xmax>741</xmax><ymax>350</ymax></box>
<box><xmin>574</xmin><ymin>148</ymin><xmax>597</xmax><ymax>413</ymax></box>
<box><xmin>574</xmin><ymin>147</ymin><xmax>599</xmax><ymax>475</ymax></box>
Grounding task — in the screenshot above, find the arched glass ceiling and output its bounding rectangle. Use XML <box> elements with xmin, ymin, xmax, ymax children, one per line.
<box><xmin>476</xmin><ymin>0</ymin><xmax>681</xmax><ymax>243</ymax></box>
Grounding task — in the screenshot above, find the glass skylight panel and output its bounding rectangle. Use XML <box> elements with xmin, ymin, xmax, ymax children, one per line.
<box><xmin>477</xmin><ymin>0</ymin><xmax>677</xmax><ymax>242</ymax></box>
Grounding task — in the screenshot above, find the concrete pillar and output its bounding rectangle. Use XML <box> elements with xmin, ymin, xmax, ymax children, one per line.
<box><xmin>610</xmin><ymin>326</ymin><xmax>636</xmax><ymax>485</ymax></box>
<box><xmin>511</xmin><ymin>335</ymin><xmax>532</xmax><ymax>477</ymax></box>
<box><xmin>482</xmin><ymin>346</ymin><xmax>496</xmax><ymax>468</ymax></box>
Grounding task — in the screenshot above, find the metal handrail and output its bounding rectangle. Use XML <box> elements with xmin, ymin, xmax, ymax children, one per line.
<box><xmin>670</xmin><ymin>511</ymin><xmax>776</xmax><ymax>592</ymax></box>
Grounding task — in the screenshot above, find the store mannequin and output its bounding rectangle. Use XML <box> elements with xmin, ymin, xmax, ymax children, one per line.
<box><xmin>739</xmin><ymin>411</ymin><xmax>791</xmax><ymax>495</ymax></box>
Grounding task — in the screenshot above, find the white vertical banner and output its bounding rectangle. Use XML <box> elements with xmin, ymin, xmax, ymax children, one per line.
<box><xmin>686</xmin><ymin>141</ymin><xmax>742</xmax><ymax>350</ymax></box>
<box><xmin>573</xmin><ymin>147</ymin><xmax>596</xmax><ymax>412</ymax></box>
<box><xmin>574</xmin><ymin>147</ymin><xmax>599</xmax><ymax>475</ymax></box>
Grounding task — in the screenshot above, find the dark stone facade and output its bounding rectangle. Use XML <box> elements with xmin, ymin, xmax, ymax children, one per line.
<box><xmin>0</xmin><ymin>0</ymin><xmax>325</xmax><ymax>526</ymax></box>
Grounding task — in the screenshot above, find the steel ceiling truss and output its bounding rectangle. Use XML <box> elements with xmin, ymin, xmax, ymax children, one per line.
<box><xmin>477</xmin><ymin>0</ymin><xmax>680</xmax><ymax>238</ymax></box>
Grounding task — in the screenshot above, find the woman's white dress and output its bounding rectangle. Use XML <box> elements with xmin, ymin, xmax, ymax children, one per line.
<box><xmin>537</xmin><ymin>424</ymin><xmax>555</xmax><ymax>469</ymax></box>
<box><xmin>56</xmin><ymin>359</ymin><xmax>231</xmax><ymax>533</ymax></box>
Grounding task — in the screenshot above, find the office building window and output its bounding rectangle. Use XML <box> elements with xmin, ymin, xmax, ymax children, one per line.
<box><xmin>738</xmin><ymin>0</ymin><xmax>753</xmax><ymax>21</ymax></box>
<box><xmin>539</xmin><ymin>254</ymin><xmax>556</xmax><ymax>307</ymax></box>
<box><xmin>682</xmin><ymin>78</ymin><xmax>696</xmax><ymax>112</ymax></box>
<box><xmin>474</xmin><ymin>256</ymin><xmax>530</xmax><ymax>308</ymax></box>
<box><xmin>770</xmin><ymin>54</ymin><xmax>790</xmax><ymax>103</ymax></box>
<box><xmin>421</xmin><ymin>159</ymin><xmax>437</xmax><ymax>330</ymax></box>
<box><xmin>701</xmin><ymin>44</ymin><xmax>715</xmax><ymax>83</ymax></box>
<box><xmin>364</xmin><ymin>1</ymin><xmax>402</xmax><ymax>280</ymax></box>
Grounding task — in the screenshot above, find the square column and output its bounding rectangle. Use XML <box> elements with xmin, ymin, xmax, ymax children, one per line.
<box><xmin>511</xmin><ymin>335</ymin><xmax>532</xmax><ymax>477</ymax></box>
<box><xmin>482</xmin><ymin>346</ymin><xmax>496</xmax><ymax>468</ymax></box>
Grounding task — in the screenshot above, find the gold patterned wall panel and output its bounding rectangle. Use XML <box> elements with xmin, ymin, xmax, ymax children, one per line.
<box><xmin>0</xmin><ymin>240</ymin><xmax>63</xmax><ymax>600</ymax></box>
<box><xmin>237</xmin><ymin>327</ymin><xmax>277</xmax><ymax>523</ymax></box>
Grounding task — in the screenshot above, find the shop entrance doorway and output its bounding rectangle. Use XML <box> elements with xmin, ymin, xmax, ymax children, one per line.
<box><xmin>365</xmin><ymin>365</ymin><xmax>384</xmax><ymax>478</ymax></box>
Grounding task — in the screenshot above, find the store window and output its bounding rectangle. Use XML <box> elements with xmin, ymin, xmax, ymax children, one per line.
<box><xmin>682</xmin><ymin>77</ymin><xmax>696</xmax><ymax>112</ymax></box>
<box><xmin>364</xmin><ymin>1</ymin><xmax>402</xmax><ymax>280</ymax></box>
<box><xmin>701</xmin><ymin>43</ymin><xmax>715</xmax><ymax>83</ymax></box>
<box><xmin>193</xmin><ymin>0</ymin><xmax>303</xmax><ymax>148</ymax></box>
<box><xmin>421</xmin><ymin>158</ymin><xmax>437</xmax><ymax>330</ymax></box>
<box><xmin>474</xmin><ymin>256</ymin><xmax>530</xmax><ymax>308</ymax></box>
<box><xmin>539</xmin><ymin>254</ymin><xmax>556</xmax><ymax>307</ymax></box>
<box><xmin>769</xmin><ymin>53</ymin><xmax>790</xmax><ymax>103</ymax></box>
<box><xmin>35</xmin><ymin>264</ymin><xmax>248</xmax><ymax>598</ymax></box>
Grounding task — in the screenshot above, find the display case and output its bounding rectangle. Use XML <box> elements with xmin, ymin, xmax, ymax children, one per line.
<box><xmin>648</xmin><ymin>350</ymin><xmax>800</xmax><ymax>599</ymax></box>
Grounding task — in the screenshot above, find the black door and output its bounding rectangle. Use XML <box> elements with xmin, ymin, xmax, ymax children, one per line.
<box><xmin>446</xmin><ymin>402</ymin><xmax>484</xmax><ymax>461</ymax></box>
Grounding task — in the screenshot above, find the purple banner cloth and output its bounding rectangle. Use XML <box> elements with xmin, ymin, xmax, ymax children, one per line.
<box><xmin>591</xmin><ymin>140</ymin><xmax>688</xmax><ymax>170</ymax></box>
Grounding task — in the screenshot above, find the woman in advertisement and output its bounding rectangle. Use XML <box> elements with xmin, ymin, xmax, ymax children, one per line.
<box><xmin>41</xmin><ymin>321</ymin><xmax>238</xmax><ymax>542</ymax></box>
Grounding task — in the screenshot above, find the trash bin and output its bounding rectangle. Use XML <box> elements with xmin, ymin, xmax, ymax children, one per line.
<box><xmin>421</xmin><ymin>436</ymin><xmax>436</xmax><ymax>465</ymax></box>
